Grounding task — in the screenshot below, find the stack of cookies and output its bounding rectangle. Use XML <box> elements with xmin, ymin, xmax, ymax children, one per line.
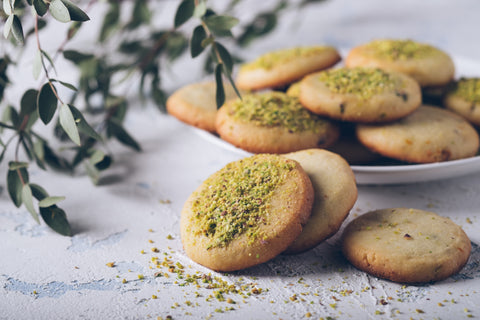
<box><xmin>167</xmin><ymin>39</ymin><xmax>480</xmax><ymax>165</ymax></box>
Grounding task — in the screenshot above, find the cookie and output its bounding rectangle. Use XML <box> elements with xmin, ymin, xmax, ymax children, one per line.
<box><xmin>299</xmin><ymin>67</ymin><xmax>422</xmax><ymax>123</ymax></box>
<box><xmin>346</xmin><ymin>39</ymin><xmax>455</xmax><ymax>87</ymax></box>
<box><xmin>444</xmin><ymin>77</ymin><xmax>480</xmax><ymax>126</ymax></box>
<box><xmin>216</xmin><ymin>91</ymin><xmax>340</xmax><ymax>154</ymax></box>
<box><xmin>356</xmin><ymin>105</ymin><xmax>480</xmax><ymax>163</ymax></box>
<box><xmin>180</xmin><ymin>154</ymin><xmax>314</xmax><ymax>272</ymax></box>
<box><xmin>282</xmin><ymin>149</ymin><xmax>357</xmax><ymax>254</ymax></box>
<box><xmin>341</xmin><ymin>208</ymin><xmax>471</xmax><ymax>283</ymax></box>
<box><xmin>236</xmin><ymin>46</ymin><xmax>341</xmax><ymax>91</ymax></box>
<box><xmin>166</xmin><ymin>81</ymin><xmax>240</xmax><ymax>132</ymax></box>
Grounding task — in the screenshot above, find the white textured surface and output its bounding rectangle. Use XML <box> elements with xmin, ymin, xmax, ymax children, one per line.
<box><xmin>2</xmin><ymin>1</ymin><xmax>480</xmax><ymax>319</ymax></box>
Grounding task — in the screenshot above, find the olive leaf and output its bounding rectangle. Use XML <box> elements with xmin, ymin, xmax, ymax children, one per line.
<box><xmin>61</xmin><ymin>0</ymin><xmax>90</xmax><ymax>22</ymax></box>
<box><xmin>33</xmin><ymin>50</ymin><xmax>42</xmax><ymax>79</ymax></box>
<box><xmin>7</xmin><ymin>165</ymin><xmax>29</xmax><ymax>208</ymax></box>
<box><xmin>69</xmin><ymin>105</ymin><xmax>102</xmax><ymax>141</ymax></box>
<box><xmin>59</xmin><ymin>103</ymin><xmax>80</xmax><ymax>145</ymax></box>
<box><xmin>3</xmin><ymin>0</ymin><xmax>12</xmax><ymax>16</ymax></box>
<box><xmin>33</xmin><ymin>0</ymin><xmax>48</xmax><ymax>16</ymax></box>
<box><xmin>215</xmin><ymin>42</ymin><xmax>233</xmax><ymax>73</ymax></box>
<box><xmin>49</xmin><ymin>0</ymin><xmax>71</xmax><ymax>23</ymax></box>
<box><xmin>214</xmin><ymin>63</ymin><xmax>225</xmax><ymax>109</ymax></box>
<box><xmin>191</xmin><ymin>25</ymin><xmax>207</xmax><ymax>58</ymax></box>
<box><xmin>37</xmin><ymin>83</ymin><xmax>58</xmax><ymax>124</ymax></box>
<box><xmin>20</xmin><ymin>89</ymin><xmax>39</xmax><ymax>117</ymax></box>
<box><xmin>106</xmin><ymin>120</ymin><xmax>141</xmax><ymax>152</ymax></box>
<box><xmin>40</xmin><ymin>205</ymin><xmax>72</xmax><ymax>236</ymax></box>
<box><xmin>3</xmin><ymin>15</ymin><xmax>13</xmax><ymax>39</ymax></box>
<box><xmin>174</xmin><ymin>0</ymin><xmax>195</xmax><ymax>28</ymax></box>
<box><xmin>38</xmin><ymin>196</ymin><xmax>65</xmax><ymax>208</ymax></box>
<box><xmin>22</xmin><ymin>184</ymin><xmax>40</xmax><ymax>223</ymax></box>
<box><xmin>204</xmin><ymin>15</ymin><xmax>239</xmax><ymax>36</ymax></box>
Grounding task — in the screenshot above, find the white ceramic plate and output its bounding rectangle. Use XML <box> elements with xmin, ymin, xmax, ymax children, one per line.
<box><xmin>194</xmin><ymin>56</ymin><xmax>480</xmax><ymax>185</ymax></box>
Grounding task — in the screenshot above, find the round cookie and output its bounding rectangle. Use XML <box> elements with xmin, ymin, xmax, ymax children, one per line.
<box><xmin>299</xmin><ymin>67</ymin><xmax>422</xmax><ymax>123</ymax></box>
<box><xmin>356</xmin><ymin>105</ymin><xmax>480</xmax><ymax>163</ymax></box>
<box><xmin>216</xmin><ymin>91</ymin><xmax>339</xmax><ymax>154</ymax></box>
<box><xmin>341</xmin><ymin>208</ymin><xmax>471</xmax><ymax>283</ymax></box>
<box><xmin>346</xmin><ymin>39</ymin><xmax>455</xmax><ymax>88</ymax></box>
<box><xmin>166</xmin><ymin>81</ymin><xmax>240</xmax><ymax>132</ymax></box>
<box><xmin>444</xmin><ymin>77</ymin><xmax>480</xmax><ymax>126</ymax></box>
<box><xmin>282</xmin><ymin>149</ymin><xmax>357</xmax><ymax>254</ymax></box>
<box><xmin>236</xmin><ymin>46</ymin><xmax>341</xmax><ymax>91</ymax></box>
<box><xmin>180</xmin><ymin>154</ymin><xmax>314</xmax><ymax>272</ymax></box>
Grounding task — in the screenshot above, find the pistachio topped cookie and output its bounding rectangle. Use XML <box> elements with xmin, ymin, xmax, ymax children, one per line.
<box><xmin>356</xmin><ymin>105</ymin><xmax>480</xmax><ymax>163</ymax></box>
<box><xmin>299</xmin><ymin>67</ymin><xmax>421</xmax><ymax>123</ymax></box>
<box><xmin>166</xmin><ymin>81</ymin><xmax>240</xmax><ymax>133</ymax></box>
<box><xmin>216</xmin><ymin>91</ymin><xmax>339</xmax><ymax>154</ymax></box>
<box><xmin>180</xmin><ymin>154</ymin><xmax>314</xmax><ymax>271</ymax></box>
<box><xmin>444</xmin><ymin>77</ymin><xmax>480</xmax><ymax>126</ymax></box>
<box><xmin>342</xmin><ymin>208</ymin><xmax>471</xmax><ymax>283</ymax></box>
<box><xmin>346</xmin><ymin>39</ymin><xmax>455</xmax><ymax>87</ymax></box>
<box><xmin>236</xmin><ymin>46</ymin><xmax>341</xmax><ymax>90</ymax></box>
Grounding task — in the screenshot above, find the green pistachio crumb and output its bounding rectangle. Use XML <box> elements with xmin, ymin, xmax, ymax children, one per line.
<box><xmin>318</xmin><ymin>68</ymin><xmax>400</xmax><ymax>100</ymax></box>
<box><xmin>449</xmin><ymin>78</ymin><xmax>480</xmax><ymax>103</ymax></box>
<box><xmin>365</xmin><ymin>39</ymin><xmax>439</xmax><ymax>60</ymax></box>
<box><xmin>192</xmin><ymin>154</ymin><xmax>297</xmax><ymax>249</ymax></box>
<box><xmin>241</xmin><ymin>46</ymin><xmax>332</xmax><ymax>71</ymax></box>
<box><xmin>230</xmin><ymin>92</ymin><xmax>326</xmax><ymax>133</ymax></box>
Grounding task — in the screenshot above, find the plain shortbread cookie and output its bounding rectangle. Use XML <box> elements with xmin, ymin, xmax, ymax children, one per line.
<box><xmin>342</xmin><ymin>208</ymin><xmax>471</xmax><ymax>283</ymax></box>
<box><xmin>282</xmin><ymin>149</ymin><xmax>357</xmax><ymax>254</ymax></box>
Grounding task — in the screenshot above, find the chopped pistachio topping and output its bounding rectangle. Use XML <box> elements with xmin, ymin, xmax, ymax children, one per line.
<box><xmin>318</xmin><ymin>67</ymin><xmax>399</xmax><ymax>100</ymax></box>
<box><xmin>230</xmin><ymin>92</ymin><xmax>325</xmax><ymax>133</ymax></box>
<box><xmin>365</xmin><ymin>39</ymin><xmax>438</xmax><ymax>60</ymax></box>
<box><xmin>241</xmin><ymin>46</ymin><xmax>331</xmax><ymax>70</ymax></box>
<box><xmin>192</xmin><ymin>154</ymin><xmax>296</xmax><ymax>249</ymax></box>
<box><xmin>449</xmin><ymin>77</ymin><xmax>480</xmax><ymax>103</ymax></box>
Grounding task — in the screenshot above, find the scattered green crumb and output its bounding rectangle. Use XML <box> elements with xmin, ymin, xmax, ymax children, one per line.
<box><xmin>138</xmin><ymin>274</ymin><xmax>145</xmax><ymax>280</ymax></box>
<box><xmin>122</xmin><ymin>279</ymin><xmax>127</xmax><ymax>284</ymax></box>
<box><xmin>416</xmin><ymin>309</ymin><xmax>424</xmax><ymax>314</ymax></box>
<box><xmin>106</xmin><ymin>262</ymin><xmax>115</xmax><ymax>268</ymax></box>
<box><xmin>448</xmin><ymin>78</ymin><xmax>480</xmax><ymax>103</ymax></box>
<box><xmin>375</xmin><ymin>310</ymin><xmax>384</xmax><ymax>315</ymax></box>
<box><xmin>152</xmin><ymin>295</ymin><xmax>158</xmax><ymax>299</ymax></box>
<box><xmin>151</xmin><ymin>247</ymin><xmax>159</xmax><ymax>253</ymax></box>
<box><xmin>166</xmin><ymin>234</ymin><xmax>173</xmax><ymax>240</ymax></box>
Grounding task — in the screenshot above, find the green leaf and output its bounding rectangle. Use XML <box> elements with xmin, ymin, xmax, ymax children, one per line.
<box><xmin>61</xmin><ymin>0</ymin><xmax>89</xmax><ymax>22</ymax></box>
<box><xmin>174</xmin><ymin>0</ymin><xmax>195</xmax><ymax>28</ymax></box>
<box><xmin>88</xmin><ymin>149</ymin><xmax>105</xmax><ymax>165</ymax></box>
<box><xmin>22</xmin><ymin>184</ymin><xmax>39</xmax><ymax>223</ymax></box>
<box><xmin>39</xmin><ymin>205</ymin><xmax>71</xmax><ymax>236</ymax></box>
<box><xmin>33</xmin><ymin>139</ymin><xmax>46</xmax><ymax>168</ymax></box>
<box><xmin>69</xmin><ymin>105</ymin><xmax>102</xmax><ymax>141</ymax></box>
<box><xmin>215</xmin><ymin>42</ymin><xmax>233</xmax><ymax>74</ymax></box>
<box><xmin>33</xmin><ymin>0</ymin><xmax>48</xmax><ymax>16</ymax></box>
<box><xmin>214</xmin><ymin>64</ymin><xmax>225</xmax><ymax>109</ymax></box>
<box><xmin>39</xmin><ymin>196</ymin><xmax>65</xmax><ymax>208</ymax></box>
<box><xmin>52</xmin><ymin>79</ymin><xmax>77</xmax><ymax>91</ymax></box>
<box><xmin>237</xmin><ymin>13</ymin><xmax>277</xmax><ymax>47</ymax></box>
<box><xmin>99</xmin><ymin>3</ymin><xmax>119</xmax><ymax>42</ymax></box>
<box><xmin>166</xmin><ymin>32</ymin><xmax>188</xmax><ymax>61</ymax></box>
<box><xmin>30</xmin><ymin>183</ymin><xmax>48</xmax><ymax>200</ymax></box>
<box><xmin>84</xmin><ymin>160</ymin><xmax>99</xmax><ymax>185</ymax></box>
<box><xmin>193</xmin><ymin>1</ymin><xmax>207</xmax><ymax>18</ymax></box>
<box><xmin>204</xmin><ymin>14</ymin><xmax>239</xmax><ymax>33</ymax></box>
<box><xmin>20</xmin><ymin>89</ymin><xmax>39</xmax><ymax>117</ymax></box>
<box><xmin>126</xmin><ymin>0</ymin><xmax>150</xmax><ymax>30</ymax></box>
<box><xmin>49</xmin><ymin>0</ymin><xmax>70</xmax><ymax>23</ymax></box>
<box><xmin>107</xmin><ymin>120</ymin><xmax>141</xmax><ymax>152</ymax></box>
<box><xmin>41</xmin><ymin>49</ymin><xmax>56</xmax><ymax>74</ymax></box>
<box><xmin>11</xmin><ymin>15</ymin><xmax>24</xmax><ymax>45</ymax></box>
<box><xmin>8</xmin><ymin>161</ymin><xmax>29</xmax><ymax>170</ymax></box>
<box><xmin>3</xmin><ymin>15</ymin><xmax>13</xmax><ymax>39</ymax></box>
<box><xmin>59</xmin><ymin>103</ymin><xmax>80</xmax><ymax>145</ymax></box>
<box><xmin>191</xmin><ymin>25</ymin><xmax>207</xmax><ymax>58</ymax></box>
<box><xmin>37</xmin><ymin>82</ymin><xmax>58</xmax><ymax>124</ymax></box>
<box><xmin>7</xmin><ymin>167</ymin><xmax>28</xmax><ymax>207</ymax></box>
<box><xmin>3</xmin><ymin>0</ymin><xmax>12</xmax><ymax>16</ymax></box>
<box><xmin>63</xmin><ymin>50</ymin><xmax>94</xmax><ymax>64</ymax></box>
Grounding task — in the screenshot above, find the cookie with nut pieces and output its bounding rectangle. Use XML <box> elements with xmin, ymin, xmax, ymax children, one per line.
<box><xmin>299</xmin><ymin>67</ymin><xmax>421</xmax><ymax>123</ymax></box>
<box><xmin>180</xmin><ymin>154</ymin><xmax>314</xmax><ymax>272</ymax></box>
<box><xmin>356</xmin><ymin>105</ymin><xmax>480</xmax><ymax>163</ymax></box>
<box><xmin>216</xmin><ymin>91</ymin><xmax>339</xmax><ymax>154</ymax></box>
<box><xmin>341</xmin><ymin>208</ymin><xmax>471</xmax><ymax>283</ymax></box>
<box><xmin>444</xmin><ymin>77</ymin><xmax>480</xmax><ymax>126</ymax></box>
<box><xmin>346</xmin><ymin>39</ymin><xmax>455</xmax><ymax>88</ymax></box>
<box><xmin>236</xmin><ymin>46</ymin><xmax>341</xmax><ymax>91</ymax></box>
